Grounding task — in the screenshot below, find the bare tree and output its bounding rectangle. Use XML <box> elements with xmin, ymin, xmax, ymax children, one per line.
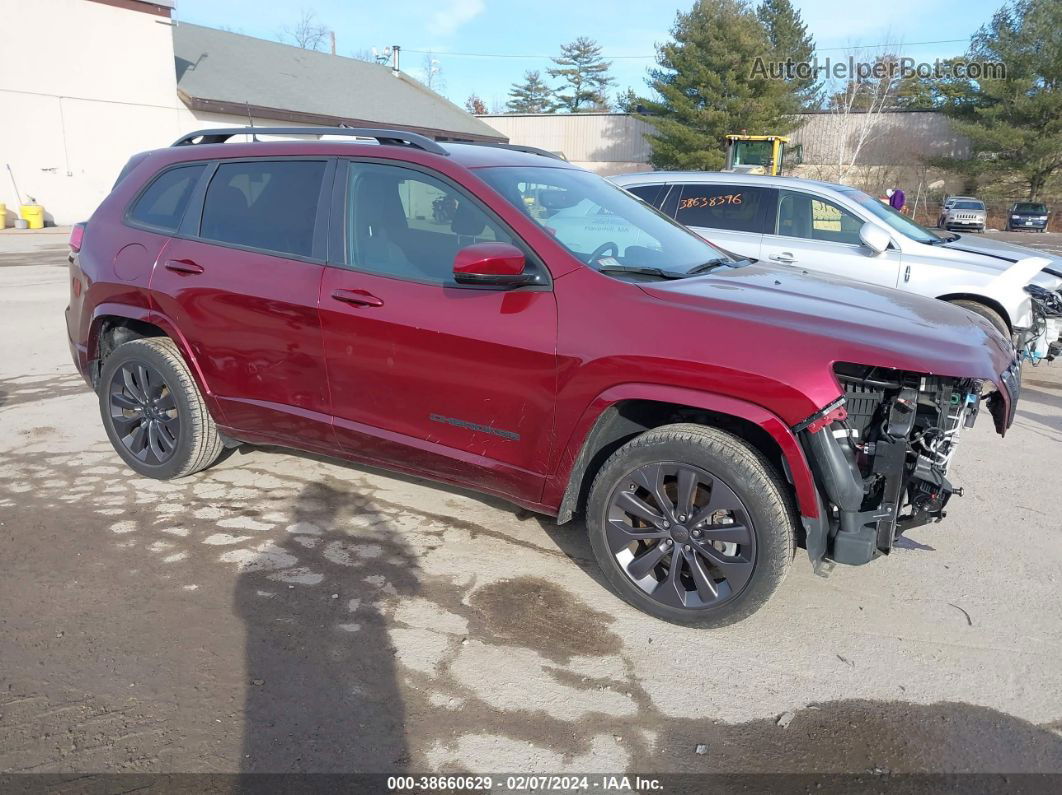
<box><xmin>818</xmin><ymin>47</ymin><xmax>905</xmax><ymax>184</ymax></box>
<box><xmin>464</xmin><ymin>94</ymin><xmax>487</xmax><ymax>114</ymax></box>
<box><xmin>282</xmin><ymin>10</ymin><xmax>330</xmax><ymax>51</ymax></box>
<box><xmin>420</xmin><ymin>51</ymin><xmax>446</xmax><ymax>94</ymax></box>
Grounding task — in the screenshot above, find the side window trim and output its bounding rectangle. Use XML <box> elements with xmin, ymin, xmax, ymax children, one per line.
<box><xmin>759</xmin><ymin>187</ymin><xmax>778</xmax><ymax>236</ymax></box>
<box><xmin>192</xmin><ymin>156</ymin><xmax>335</xmax><ymax>263</ymax></box>
<box><xmin>329</xmin><ymin>157</ymin><xmax>552</xmax><ymax>290</ymax></box>
<box><xmin>659</xmin><ymin>184</ymin><xmax>678</xmax><ymax>218</ymax></box>
<box><xmin>124</xmin><ymin>161</ymin><xmax>210</xmax><ymax>235</ymax></box>
<box><xmin>177</xmin><ymin>161</ymin><xmax>217</xmax><ymax>238</ymax></box>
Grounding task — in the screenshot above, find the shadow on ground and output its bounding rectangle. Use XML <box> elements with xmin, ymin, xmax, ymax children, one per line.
<box><xmin>236</xmin><ymin>481</ymin><xmax>419</xmax><ymax>773</ymax></box>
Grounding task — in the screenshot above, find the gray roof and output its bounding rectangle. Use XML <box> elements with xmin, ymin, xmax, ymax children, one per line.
<box><xmin>173</xmin><ymin>24</ymin><xmax>504</xmax><ymax>142</ymax></box>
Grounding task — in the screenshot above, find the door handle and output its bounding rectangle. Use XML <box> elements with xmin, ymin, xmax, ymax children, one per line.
<box><xmin>770</xmin><ymin>252</ymin><xmax>796</xmax><ymax>264</ymax></box>
<box><xmin>164</xmin><ymin>258</ymin><xmax>204</xmax><ymax>274</ymax></box>
<box><xmin>331</xmin><ymin>288</ymin><xmax>384</xmax><ymax>308</ymax></box>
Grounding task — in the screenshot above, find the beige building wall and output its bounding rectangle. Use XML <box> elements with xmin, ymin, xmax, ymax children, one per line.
<box><xmin>480</xmin><ymin>113</ymin><xmax>655</xmax><ymax>176</ymax></box>
<box><xmin>0</xmin><ymin>0</ymin><xmax>187</xmax><ymax>223</ymax></box>
<box><xmin>0</xmin><ymin>1</ymin><xmax>329</xmax><ymax>224</ymax></box>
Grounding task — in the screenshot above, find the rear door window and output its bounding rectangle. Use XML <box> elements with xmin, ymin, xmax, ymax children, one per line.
<box><xmin>200</xmin><ymin>160</ymin><xmax>327</xmax><ymax>258</ymax></box>
<box><xmin>128</xmin><ymin>164</ymin><xmax>205</xmax><ymax>232</ymax></box>
<box><xmin>776</xmin><ymin>190</ymin><xmax>864</xmax><ymax>245</ymax></box>
<box><xmin>675</xmin><ymin>184</ymin><xmax>770</xmax><ymax>233</ymax></box>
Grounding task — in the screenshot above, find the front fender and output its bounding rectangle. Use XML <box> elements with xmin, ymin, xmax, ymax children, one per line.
<box><xmin>547</xmin><ymin>382</ymin><xmax>821</xmax><ymax>522</ymax></box>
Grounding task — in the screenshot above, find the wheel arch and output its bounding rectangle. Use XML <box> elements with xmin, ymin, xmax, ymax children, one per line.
<box><xmin>88</xmin><ymin>306</ymin><xmax>216</xmax><ymax>406</ymax></box>
<box><xmin>936</xmin><ymin>292</ymin><xmax>1013</xmax><ymax>332</ymax></box>
<box><xmin>551</xmin><ymin>385</ymin><xmax>819</xmax><ymax>524</ymax></box>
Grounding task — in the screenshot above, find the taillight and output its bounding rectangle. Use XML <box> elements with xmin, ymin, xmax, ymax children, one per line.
<box><xmin>69</xmin><ymin>222</ymin><xmax>86</xmax><ymax>253</ymax></box>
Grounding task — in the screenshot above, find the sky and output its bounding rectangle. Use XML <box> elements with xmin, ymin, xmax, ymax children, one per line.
<box><xmin>172</xmin><ymin>0</ymin><xmax>1008</xmax><ymax>111</ymax></box>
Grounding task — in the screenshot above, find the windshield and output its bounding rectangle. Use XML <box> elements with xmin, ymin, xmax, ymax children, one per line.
<box><xmin>732</xmin><ymin>140</ymin><xmax>772</xmax><ymax>166</ymax></box>
<box><xmin>840</xmin><ymin>188</ymin><xmax>946</xmax><ymax>244</ymax></box>
<box><xmin>1015</xmin><ymin>203</ymin><xmax>1047</xmax><ymax>214</ymax></box>
<box><xmin>953</xmin><ymin>201</ymin><xmax>985</xmax><ymax>210</ymax></box>
<box><xmin>475</xmin><ymin>166</ymin><xmax>737</xmax><ymax>276</ymax></box>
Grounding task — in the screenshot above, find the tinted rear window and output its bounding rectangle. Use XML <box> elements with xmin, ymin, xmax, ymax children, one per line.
<box><xmin>625</xmin><ymin>184</ymin><xmax>665</xmax><ymax>208</ymax></box>
<box><xmin>675</xmin><ymin>184</ymin><xmax>769</xmax><ymax>233</ymax></box>
<box><xmin>128</xmin><ymin>164</ymin><xmax>205</xmax><ymax>231</ymax></box>
<box><xmin>200</xmin><ymin>160</ymin><xmax>326</xmax><ymax>258</ymax></box>
<box><xmin>1014</xmin><ymin>203</ymin><xmax>1047</xmax><ymax>214</ymax></box>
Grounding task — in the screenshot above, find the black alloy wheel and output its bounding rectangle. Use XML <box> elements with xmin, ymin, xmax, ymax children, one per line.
<box><xmin>586</xmin><ymin>424</ymin><xmax>795</xmax><ymax>627</ymax></box>
<box><xmin>108</xmin><ymin>360</ymin><xmax>180</xmax><ymax>465</ymax></box>
<box><xmin>97</xmin><ymin>337</ymin><xmax>224</xmax><ymax>479</ymax></box>
<box><xmin>604</xmin><ymin>461</ymin><xmax>755</xmax><ymax>610</ymax></box>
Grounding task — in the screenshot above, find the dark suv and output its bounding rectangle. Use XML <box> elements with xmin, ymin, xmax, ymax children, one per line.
<box><xmin>66</xmin><ymin>127</ymin><xmax>1019</xmax><ymax>626</ymax></box>
<box><xmin>1007</xmin><ymin>202</ymin><xmax>1050</xmax><ymax>232</ymax></box>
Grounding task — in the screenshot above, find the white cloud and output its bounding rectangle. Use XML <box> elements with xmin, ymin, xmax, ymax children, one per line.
<box><xmin>429</xmin><ymin>0</ymin><xmax>485</xmax><ymax>37</ymax></box>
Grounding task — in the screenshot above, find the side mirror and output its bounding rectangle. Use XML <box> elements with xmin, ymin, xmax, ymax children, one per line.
<box><xmin>859</xmin><ymin>222</ymin><xmax>891</xmax><ymax>255</ymax></box>
<box><xmin>453</xmin><ymin>243</ymin><xmax>537</xmax><ymax>287</ymax></box>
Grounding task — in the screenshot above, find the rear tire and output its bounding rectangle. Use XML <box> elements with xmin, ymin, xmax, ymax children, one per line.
<box><xmin>585</xmin><ymin>424</ymin><xmax>795</xmax><ymax>627</ymax></box>
<box><xmin>98</xmin><ymin>337</ymin><xmax>224</xmax><ymax>479</ymax></box>
<box><xmin>949</xmin><ymin>299</ymin><xmax>1010</xmax><ymax>339</ymax></box>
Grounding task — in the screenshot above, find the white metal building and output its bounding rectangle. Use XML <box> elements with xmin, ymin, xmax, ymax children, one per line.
<box><xmin>479</xmin><ymin>110</ymin><xmax>970</xmax><ymax>176</ymax></box>
<box><xmin>479</xmin><ymin>113</ymin><xmax>656</xmax><ymax>176</ymax></box>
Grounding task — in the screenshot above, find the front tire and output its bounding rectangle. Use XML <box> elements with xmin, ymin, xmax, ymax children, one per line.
<box><xmin>950</xmin><ymin>299</ymin><xmax>1010</xmax><ymax>339</ymax></box>
<box><xmin>98</xmin><ymin>337</ymin><xmax>224</xmax><ymax>479</ymax></box>
<box><xmin>586</xmin><ymin>424</ymin><xmax>795</xmax><ymax>627</ymax></box>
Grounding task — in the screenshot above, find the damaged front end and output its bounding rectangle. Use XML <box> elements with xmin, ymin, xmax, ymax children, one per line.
<box><xmin>1023</xmin><ymin>285</ymin><xmax>1062</xmax><ymax>364</ymax></box>
<box><xmin>798</xmin><ymin>361</ymin><xmax>1019</xmax><ymax>566</ymax></box>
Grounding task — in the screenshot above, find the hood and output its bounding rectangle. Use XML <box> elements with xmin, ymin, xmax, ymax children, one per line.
<box><xmin>938</xmin><ymin>234</ymin><xmax>1062</xmax><ymax>280</ymax></box>
<box><xmin>638</xmin><ymin>263</ymin><xmax>1016</xmax><ymax>383</ymax></box>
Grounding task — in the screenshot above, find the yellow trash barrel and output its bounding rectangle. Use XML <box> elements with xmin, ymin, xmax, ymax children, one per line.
<box><xmin>20</xmin><ymin>204</ymin><xmax>44</xmax><ymax>229</ymax></box>
<box><xmin>0</xmin><ymin>202</ymin><xmax>6</xmax><ymax>229</ymax></box>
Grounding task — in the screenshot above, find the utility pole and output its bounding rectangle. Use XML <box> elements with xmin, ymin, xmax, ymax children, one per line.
<box><xmin>330</xmin><ymin>30</ymin><xmax>336</xmax><ymax>55</ymax></box>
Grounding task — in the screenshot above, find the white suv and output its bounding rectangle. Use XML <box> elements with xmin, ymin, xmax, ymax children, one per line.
<box><xmin>611</xmin><ymin>172</ymin><xmax>1062</xmax><ymax>361</ymax></box>
<box><xmin>939</xmin><ymin>198</ymin><xmax>988</xmax><ymax>232</ymax></box>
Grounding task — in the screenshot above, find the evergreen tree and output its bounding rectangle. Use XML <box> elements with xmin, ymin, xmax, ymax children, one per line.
<box><xmin>893</xmin><ymin>56</ymin><xmax>970</xmax><ymax>109</ymax></box>
<box><xmin>756</xmin><ymin>0</ymin><xmax>821</xmax><ymax>109</ymax></box>
<box><xmin>941</xmin><ymin>0</ymin><xmax>1062</xmax><ymax>199</ymax></box>
<box><xmin>615</xmin><ymin>88</ymin><xmax>641</xmax><ymax>113</ymax></box>
<box><xmin>640</xmin><ymin>0</ymin><xmax>800</xmax><ymax>170</ymax></box>
<box><xmin>548</xmin><ymin>37</ymin><xmax>615</xmax><ymax>111</ymax></box>
<box><xmin>506</xmin><ymin>70</ymin><xmax>555</xmax><ymax>113</ymax></box>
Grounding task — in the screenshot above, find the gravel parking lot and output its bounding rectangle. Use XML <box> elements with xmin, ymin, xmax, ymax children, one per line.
<box><xmin>2</xmin><ymin>228</ymin><xmax>1061</xmax><ymax>776</ymax></box>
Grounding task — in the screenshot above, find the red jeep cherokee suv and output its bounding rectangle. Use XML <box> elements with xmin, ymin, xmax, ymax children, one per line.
<box><xmin>66</xmin><ymin>127</ymin><xmax>1019</xmax><ymax>626</ymax></box>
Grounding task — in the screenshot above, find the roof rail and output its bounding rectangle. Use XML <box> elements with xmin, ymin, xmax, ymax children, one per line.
<box><xmin>463</xmin><ymin>142</ymin><xmax>566</xmax><ymax>161</ymax></box>
<box><xmin>171</xmin><ymin>127</ymin><xmax>450</xmax><ymax>156</ymax></box>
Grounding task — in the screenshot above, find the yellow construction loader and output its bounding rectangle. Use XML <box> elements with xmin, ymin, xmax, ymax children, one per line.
<box><xmin>723</xmin><ymin>134</ymin><xmax>798</xmax><ymax>176</ymax></box>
